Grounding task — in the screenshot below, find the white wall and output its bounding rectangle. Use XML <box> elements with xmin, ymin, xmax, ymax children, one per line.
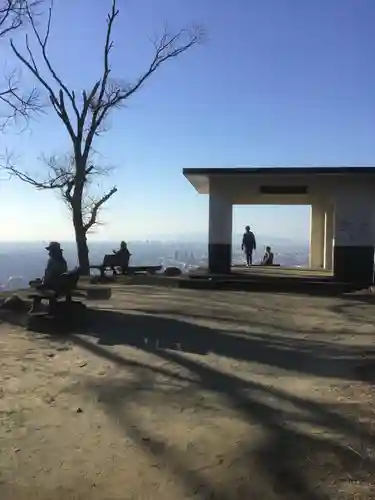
<box><xmin>208</xmin><ymin>173</ymin><xmax>375</xmax><ymax>206</ymax></box>
<box><xmin>333</xmin><ymin>181</ymin><xmax>375</xmax><ymax>247</ymax></box>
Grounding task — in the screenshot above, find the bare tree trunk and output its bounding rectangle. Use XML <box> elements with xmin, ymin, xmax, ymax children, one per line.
<box><xmin>72</xmin><ymin>196</ymin><xmax>90</xmax><ymax>275</ymax></box>
<box><xmin>75</xmin><ymin>224</ymin><xmax>90</xmax><ymax>275</ymax></box>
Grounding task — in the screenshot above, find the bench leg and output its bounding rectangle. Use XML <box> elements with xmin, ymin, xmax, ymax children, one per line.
<box><xmin>47</xmin><ymin>297</ymin><xmax>58</xmax><ymax>315</ymax></box>
<box><xmin>29</xmin><ymin>296</ymin><xmax>43</xmax><ymax>313</ymax></box>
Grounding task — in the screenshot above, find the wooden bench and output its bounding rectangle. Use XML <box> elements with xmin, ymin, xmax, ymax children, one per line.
<box><xmin>28</xmin><ymin>268</ymin><xmax>82</xmax><ymax>316</ymax></box>
<box><xmin>128</xmin><ymin>265</ymin><xmax>162</xmax><ymax>275</ymax></box>
<box><xmin>90</xmin><ymin>253</ymin><xmax>132</xmax><ymax>277</ymax></box>
<box><xmin>89</xmin><ymin>264</ymin><xmax>162</xmax><ymax>278</ymax></box>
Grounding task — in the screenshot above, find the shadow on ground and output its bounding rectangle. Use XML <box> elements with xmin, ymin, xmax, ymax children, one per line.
<box><xmin>2</xmin><ymin>301</ymin><xmax>375</xmax><ymax>498</ymax></box>
<box><xmin>78</xmin><ymin>308</ymin><xmax>373</xmax><ymax>383</ymax></box>
<box><xmin>67</xmin><ymin>309</ymin><xmax>375</xmax><ymax>499</ymax></box>
<box><xmin>1</xmin><ymin>301</ymin><xmax>373</xmax><ymax>382</ymax></box>
<box><xmin>329</xmin><ymin>294</ymin><xmax>375</xmax><ymax>316</ymax></box>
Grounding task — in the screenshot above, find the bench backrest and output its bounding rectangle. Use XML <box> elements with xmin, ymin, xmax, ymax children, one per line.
<box><xmin>103</xmin><ymin>254</ymin><xmax>129</xmax><ymax>267</ymax></box>
<box><xmin>59</xmin><ymin>267</ymin><xmax>80</xmax><ymax>290</ymax></box>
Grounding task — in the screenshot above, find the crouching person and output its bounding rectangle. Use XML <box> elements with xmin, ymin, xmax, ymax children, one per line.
<box><xmin>261</xmin><ymin>246</ymin><xmax>274</xmax><ymax>266</ymax></box>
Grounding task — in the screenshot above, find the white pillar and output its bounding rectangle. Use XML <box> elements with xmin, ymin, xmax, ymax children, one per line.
<box><xmin>324</xmin><ymin>205</ymin><xmax>334</xmax><ymax>270</ymax></box>
<box><xmin>309</xmin><ymin>203</ymin><xmax>325</xmax><ymax>268</ymax></box>
<box><xmin>208</xmin><ymin>186</ymin><xmax>232</xmax><ymax>274</ymax></box>
<box><xmin>334</xmin><ymin>185</ymin><xmax>374</xmax><ymax>284</ymax></box>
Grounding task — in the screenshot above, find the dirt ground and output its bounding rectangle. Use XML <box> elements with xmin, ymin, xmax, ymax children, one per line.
<box><xmin>0</xmin><ymin>284</ymin><xmax>375</xmax><ymax>499</ymax></box>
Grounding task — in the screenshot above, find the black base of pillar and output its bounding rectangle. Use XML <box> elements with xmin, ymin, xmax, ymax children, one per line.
<box><xmin>334</xmin><ymin>245</ymin><xmax>374</xmax><ymax>285</ymax></box>
<box><xmin>208</xmin><ymin>243</ymin><xmax>231</xmax><ymax>274</ymax></box>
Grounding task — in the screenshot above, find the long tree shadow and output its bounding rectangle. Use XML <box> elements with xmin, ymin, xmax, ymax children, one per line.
<box><xmin>81</xmin><ymin>308</ymin><xmax>372</xmax><ymax>382</ymax></box>
<box><xmin>132</xmin><ymin>304</ymin><xmax>375</xmax><ymax>336</ymax></box>
<box><xmin>71</xmin><ymin>331</ymin><xmax>375</xmax><ymax>499</ymax></box>
<box><xmin>158</xmin><ymin>349</ymin><xmax>375</xmax><ymax>498</ymax></box>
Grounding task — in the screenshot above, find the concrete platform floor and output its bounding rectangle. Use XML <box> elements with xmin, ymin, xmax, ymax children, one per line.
<box><xmin>187</xmin><ymin>266</ymin><xmax>367</xmax><ymax>294</ymax></box>
<box><xmin>87</xmin><ymin>267</ymin><xmax>366</xmax><ymax>295</ymax></box>
<box><xmin>191</xmin><ymin>266</ymin><xmax>333</xmax><ymax>281</ymax></box>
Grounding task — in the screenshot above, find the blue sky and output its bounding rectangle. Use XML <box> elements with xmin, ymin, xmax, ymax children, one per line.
<box><xmin>1</xmin><ymin>0</ymin><xmax>375</xmax><ymax>242</ymax></box>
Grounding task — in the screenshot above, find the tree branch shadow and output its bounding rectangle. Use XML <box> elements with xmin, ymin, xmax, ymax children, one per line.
<box><xmin>78</xmin><ymin>308</ymin><xmax>373</xmax><ymax>382</ymax></box>
<box><xmin>66</xmin><ymin>314</ymin><xmax>375</xmax><ymax>499</ymax></box>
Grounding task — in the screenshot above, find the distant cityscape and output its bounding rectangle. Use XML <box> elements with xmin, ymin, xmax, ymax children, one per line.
<box><xmin>0</xmin><ymin>236</ymin><xmax>309</xmax><ymax>291</ymax></box>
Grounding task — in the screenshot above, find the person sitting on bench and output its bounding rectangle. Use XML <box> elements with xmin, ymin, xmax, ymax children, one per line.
<box><xmin>43</xmin><ymin>241</ymin><xmax>68</xmax><ymax>287</ymax></box>
<box><xmin>112</xmin><ymin>241</ymin><xmax>131</xmax><ymax>273</ymax></box>
<box><xmin>261</xmin><ymin>246</ymin><xmax>274</xmax><ymax>266</ymax></box>
<box><xmin>29</xmin><ymin>241</ymin><xmax>68</xmax><ymax>312</ymax></box>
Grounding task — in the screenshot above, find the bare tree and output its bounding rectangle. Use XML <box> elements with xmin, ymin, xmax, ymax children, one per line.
<box><xmin>2</xmin><ymin>0</ymin><xmax>202</xmax><ymax>274</ymax></box>
<box><xmin>0</xmin><ymin>1</ymin><xmax>42</xmax><ymax>128</ymax></box>
<box><xmin>6</xmin><ymin>149</ymin><xmax>117</xmax><ymax>225</ymax></box>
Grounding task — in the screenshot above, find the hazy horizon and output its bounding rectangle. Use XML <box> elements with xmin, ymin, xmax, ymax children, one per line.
<box><xmin>0</xmin><ymin>238</ymin><xmax>309</xmax><ymax>291</ymax></box>
<box><xmin>0</xmin><ymin>232</ymin><xmax>309</xmax><ymax>245</ymax></box>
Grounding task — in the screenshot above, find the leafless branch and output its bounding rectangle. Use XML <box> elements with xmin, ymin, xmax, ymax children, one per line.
<box><xmin>82</xmin><ymin>11</ymin><xmax>203</xmax><ymax>160</ymax></box>
<box><xmin>0</xmin><ymin>1</ymin><xmax>44</xmax><ymax>128</ymax></box>
<box><xmin>83</xmin><ymin>186</ymin><xmax>118</xmax><ymax>232</ymax></box>
<box><xmin>24</xmin><ymin>0</ymin><xmax>80</xmax><ymax>121</ymax></box>
<box><xmin>0</xmin><ymin>149</ymin><xmax>68</xmax><ymax>188</ymax></box>
<box><xmin>0</xmin><ymin>68</ymin><xmax>41</xmax><ymax>129</ymax></box>
<box><xmin>0</xmin><ymin>0</ymin><xmax>42</xmax><ymax>38</ymax></box>
<box><xmin>10</xmin><ymin>1</ymin><xmax>78</xmax><ymax>140</ymax></box>
<box><xmin>42</xmin><ymin>152</ymin><xmax>111</xmax><ymax>195</ymax></box>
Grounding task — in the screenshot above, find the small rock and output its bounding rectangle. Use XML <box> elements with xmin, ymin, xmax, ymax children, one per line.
<box><xmin>76</xmin><ymin>407</ymin><xmax>83</xmax><ymax>413</ymax></box>
<box><xmin>78</xmin><ymin>361</ymin><xmax>87</xmax><ymax>368</ymax></box>
<box><xmin>46</xmin><ymin>353</ymin><xmax>55</xmax><ymax>358</ymax></box>
<box><xmin>14</xmin><ymin>448</ymin><xmax>21</xmax><ymax>453</ymax></box>
<box><xmin>43</xmin><ymin>395</ymin><xmax>55</xmax><ymax>406</ymax></box>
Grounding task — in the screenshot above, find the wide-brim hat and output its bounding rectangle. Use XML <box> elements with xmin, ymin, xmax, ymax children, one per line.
<box><xmin>45</xmin><ymin>241</ymin><xmax>62</xmax><ymax>251</ymax></box>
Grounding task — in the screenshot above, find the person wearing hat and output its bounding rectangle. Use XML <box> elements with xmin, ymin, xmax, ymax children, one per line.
<box><xmin>43</xmin><ymin>242</ymin><xmax>68</xmax><ymax>287</ymax></box>
<box><xmin>29</xmin><ymin>241</ymin><xmax>68</xmax><ymax>313</ymax></box>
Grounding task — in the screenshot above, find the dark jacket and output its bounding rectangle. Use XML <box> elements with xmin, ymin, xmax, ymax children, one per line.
<box><xmin>242</xmin><ymin>231</ymin><xmax>256</xmax><ymax>251</ymax></box>
<box><xmin>44</xmin><ymin>255</ymin><xmax>68</xmax><ymax>286</ymax></box>
<box><xmin>115</xmin><ymin>248</ymin><xmax>131</xmax><ymax>263</ymax></box>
